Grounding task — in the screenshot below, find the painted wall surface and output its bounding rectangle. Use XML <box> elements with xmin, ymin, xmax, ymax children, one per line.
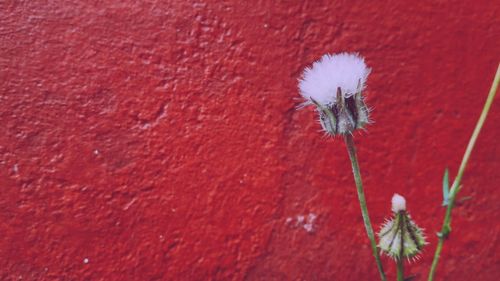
<box><xmin>1</xmin><ymin>1</ymin><xmax>499</xmax><ymax>280</ymax></box>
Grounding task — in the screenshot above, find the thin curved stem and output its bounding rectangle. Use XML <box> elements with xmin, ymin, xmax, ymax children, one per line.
<box><xmin>428</xmin><ymin>63</ymin><xmax>500</xmax><ymax>281</ymax></box>
<box><xmin>344</xmin><ymin>134</ymin><xmax>387</xmax><ymax>281</ymax></box>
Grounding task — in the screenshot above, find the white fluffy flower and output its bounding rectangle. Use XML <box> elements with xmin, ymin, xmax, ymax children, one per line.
<box><xmin>296</xmin><ymin>52</ymin><xmax>372</xmax><ymax>136</ymax></box>
<box><xmin>299</xmin><ymin>53</ymin><xmax>371</xmax><ymax>106</ymax></box>
<box><xmin>391</xmin><ymin>193</ymin><xmax>407</xmax><ymax>213</ymax></box>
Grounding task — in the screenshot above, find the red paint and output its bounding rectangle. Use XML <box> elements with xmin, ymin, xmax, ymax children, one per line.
<box><xmin>1</xmin><ymin>1</ymin><xmax>499</xmax><ymax>280</ymax></box>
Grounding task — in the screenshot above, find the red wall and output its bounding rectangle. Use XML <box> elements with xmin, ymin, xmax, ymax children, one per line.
<box><xmin>1</xmin><ymin>1</ymin><xmax>499</xmax><ymax>280</ymax></box>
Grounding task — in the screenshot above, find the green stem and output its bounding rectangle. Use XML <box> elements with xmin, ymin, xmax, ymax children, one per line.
<box><xmin>397</xmin><ymin>212</ymin><xmax>405</xmax><ymax>281</ymax></box>
<box><xmin>397</xmin><ymin>258</ymin><xmax>404</xmax><ymax>281</ymax></box>
<box><xmin>428</xmin><ymin>63</ymin><xmax>500</xmax><ymax>281</ymax></box>
<box><xmin>344</xmin><ymin>134</ymin><xmax>387</xmax><ymax>281</ymax></box>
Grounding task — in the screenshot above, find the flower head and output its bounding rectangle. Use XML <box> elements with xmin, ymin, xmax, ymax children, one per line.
<box><xmin>378</xmin><ymin>194</ymin><xmax>427</xmax><ymax>261</ymax></box>
<box><xmin>298</xmin><ymin>53</ymin><xmax>371</xmax><ymax>135</ymax></box>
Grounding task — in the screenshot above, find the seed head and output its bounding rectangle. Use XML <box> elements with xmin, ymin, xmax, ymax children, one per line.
<box><xmin>298</xmin><ymin>53</ymin><xmax>371</xmax><ymax>135</ymax></box>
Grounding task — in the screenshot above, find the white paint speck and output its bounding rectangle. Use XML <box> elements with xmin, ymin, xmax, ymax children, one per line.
<box><xmin>13</xmin><ymin>164</ymin><xmax>19</xmax><ymax>173</ymax></box>
<box><xmin>122</xmin><ymin>198</ymin><xmax>137</xmax><ymax>211</ymax></box>
<box><xmin>290</xmin><ymin>213</ymin><xmax>318</xmax><ymax>233</ymax></box>
<box><xmin>83</xmin><ymin>258</ymin><xmax>89</xmax><ymax>264</ymax></box>
<box><xmin>264</xmin><ymin>23</ymin><xmax>269</xmax><ymax>28</ymax></box>
<box><xmin>93</xmin><ymin>149</ymin><xmax>99</xmax><ymax>155</ymax></box>
<box><xmin>303</xmin><ymin>213</ymin><xmax>317</xmax><ymax>233</ymax></box>
<box><xmin>296</xmin><ymin>215</ymin><xmax>305</xmax><ymax>225</ymax></box>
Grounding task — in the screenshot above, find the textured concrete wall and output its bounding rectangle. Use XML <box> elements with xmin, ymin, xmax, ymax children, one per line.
<box><xmin>1</xmin><ymin>1</ymin><xmax>499</xmax><ymax>280</ymax></box>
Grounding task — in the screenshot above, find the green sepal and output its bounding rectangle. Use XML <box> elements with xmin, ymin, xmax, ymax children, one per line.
<box><xmin>310</xmin><ymin>98</ymin><xmax>337</xmax><ymax>135</ymax></box>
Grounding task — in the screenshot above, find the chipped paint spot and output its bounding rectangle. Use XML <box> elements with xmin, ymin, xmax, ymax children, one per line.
<box><xmin>289</xmin><ymin>213</ymin><xmax>318</xmax><ymax>233</ymax></box>
<box><xmin>303</xmin><ymin>213</ymin><xmax>317</xmax><ymax>233</ymax></box>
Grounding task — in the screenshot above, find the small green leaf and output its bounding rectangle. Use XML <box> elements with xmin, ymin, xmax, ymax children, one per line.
<box><xmin>442</xmin><ymin>168</ymin><xmax>450</xmax><ymax>206</ymax></box>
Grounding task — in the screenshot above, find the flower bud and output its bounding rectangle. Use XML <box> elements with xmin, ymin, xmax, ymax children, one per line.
<box><xmin>391</xmin><ymin>193</ymin><xmax>406</xmax><ymax>213</ymax></box>
<box><xmin>378</xmin><ymin>194</ymin><xmax>427</xmax><ymax>261</ymax></box>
